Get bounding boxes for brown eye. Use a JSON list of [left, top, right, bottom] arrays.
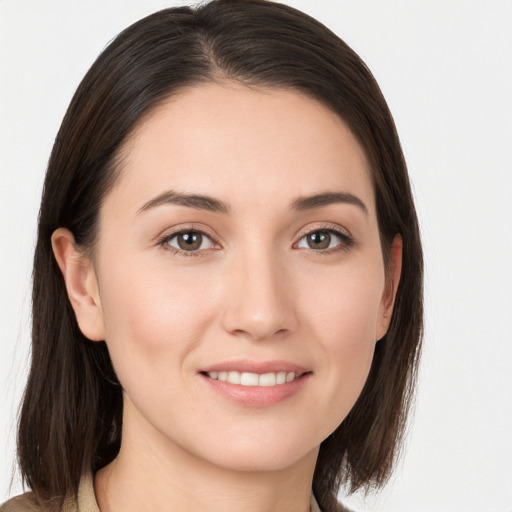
[[167, 231, 213, 252], [306, 231, 331, 249], [296, 229, 351, 251]]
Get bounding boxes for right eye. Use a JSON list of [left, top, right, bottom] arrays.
[[163, 230, 215, 253], [295, 228, 354, 252]]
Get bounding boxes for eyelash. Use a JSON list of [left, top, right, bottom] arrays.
[[295, 226, 355, 254], [157, 225, 355, 257], [157, 227, 219, 258]]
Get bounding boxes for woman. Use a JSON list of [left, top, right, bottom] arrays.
[[2, 0, 423, 511]]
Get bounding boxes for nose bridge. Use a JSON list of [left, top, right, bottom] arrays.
[[222, 242, 296, 340]]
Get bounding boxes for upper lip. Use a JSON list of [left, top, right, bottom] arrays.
[[200, 359, 310, 375]]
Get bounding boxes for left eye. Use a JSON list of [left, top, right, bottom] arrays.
[[166, 231, 214, 252], [297, 230, 345, 250]]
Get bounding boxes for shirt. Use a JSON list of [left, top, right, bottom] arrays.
[[1, 473, 323, 511]]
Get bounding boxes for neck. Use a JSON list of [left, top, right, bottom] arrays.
[[95, 401, 318, 512]]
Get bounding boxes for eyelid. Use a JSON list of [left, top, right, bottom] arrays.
[[156, 224, 221, 256], [293, 223, 355, 251], [294, 222, 353, 240]]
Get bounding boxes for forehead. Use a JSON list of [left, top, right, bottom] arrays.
[[111, 82, 375, 216]]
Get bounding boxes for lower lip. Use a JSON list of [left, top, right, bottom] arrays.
[[199, 373, 311, 407]]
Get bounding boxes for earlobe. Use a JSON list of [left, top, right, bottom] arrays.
[[376, 234, 403, 341], [51, 228, 105, 341]]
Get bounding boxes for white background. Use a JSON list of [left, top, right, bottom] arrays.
[[1, 1, 511, 511]]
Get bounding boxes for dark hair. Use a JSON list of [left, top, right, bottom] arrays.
[[18, 1, 423, 510]]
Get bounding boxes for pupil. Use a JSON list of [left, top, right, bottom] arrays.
[[308, 232, 330, 249], [178, 232, 201, 250]]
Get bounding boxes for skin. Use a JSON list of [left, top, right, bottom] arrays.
[[52, 83, 401, 512]]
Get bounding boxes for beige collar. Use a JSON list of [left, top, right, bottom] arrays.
[[77, 473, 99, 512], [78, 473, 322, 512]]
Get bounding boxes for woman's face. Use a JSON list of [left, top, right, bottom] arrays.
[[80, 83, 397, 472]]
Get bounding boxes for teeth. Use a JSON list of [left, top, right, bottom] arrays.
[[227, 371, 241, 384], [207, 370, 299, 386], [258, 372, 276, 386], [240, 372, 259, 386]]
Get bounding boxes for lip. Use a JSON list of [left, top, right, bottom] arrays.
[[198, 359, 312, 407], [200, 359, 309, 375]]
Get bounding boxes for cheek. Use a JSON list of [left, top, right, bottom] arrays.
[[96, 256, 219, 382], [300, 258, 385, 420], [305, 258, 384, 344]]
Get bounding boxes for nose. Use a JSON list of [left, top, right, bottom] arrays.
[[221, 250, 297, 341]]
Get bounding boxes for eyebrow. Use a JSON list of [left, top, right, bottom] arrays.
[[291, 191, 368, 215], [136, 189, 367, 217], [137, 190, 230, 215]]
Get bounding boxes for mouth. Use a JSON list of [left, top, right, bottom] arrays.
[[201, 370, 306, 387], [198, 361, 311, 407]]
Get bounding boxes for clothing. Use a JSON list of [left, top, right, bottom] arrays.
[[1, 473, 323, 511]]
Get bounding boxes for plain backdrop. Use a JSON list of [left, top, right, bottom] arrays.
[[1, 1, 511, 511]]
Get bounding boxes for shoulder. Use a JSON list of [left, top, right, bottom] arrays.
[[1, 492, 40, 512], [312, 493, 355, 512], [1, 493, 77, 512], [1, 473, 96, 512]]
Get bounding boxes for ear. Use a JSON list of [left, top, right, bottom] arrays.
[[376, 234, 402, 341], [51, 228, 105, 342]]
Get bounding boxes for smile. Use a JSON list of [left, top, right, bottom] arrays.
[[205, 371, 300, 387], [199, 360, 311, 406]]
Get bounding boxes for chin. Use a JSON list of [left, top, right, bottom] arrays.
[[185, 428, 321, 474], [208, 448, 317, 474]]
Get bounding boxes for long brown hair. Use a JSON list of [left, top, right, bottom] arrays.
[[18, 1, 423, 510]]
